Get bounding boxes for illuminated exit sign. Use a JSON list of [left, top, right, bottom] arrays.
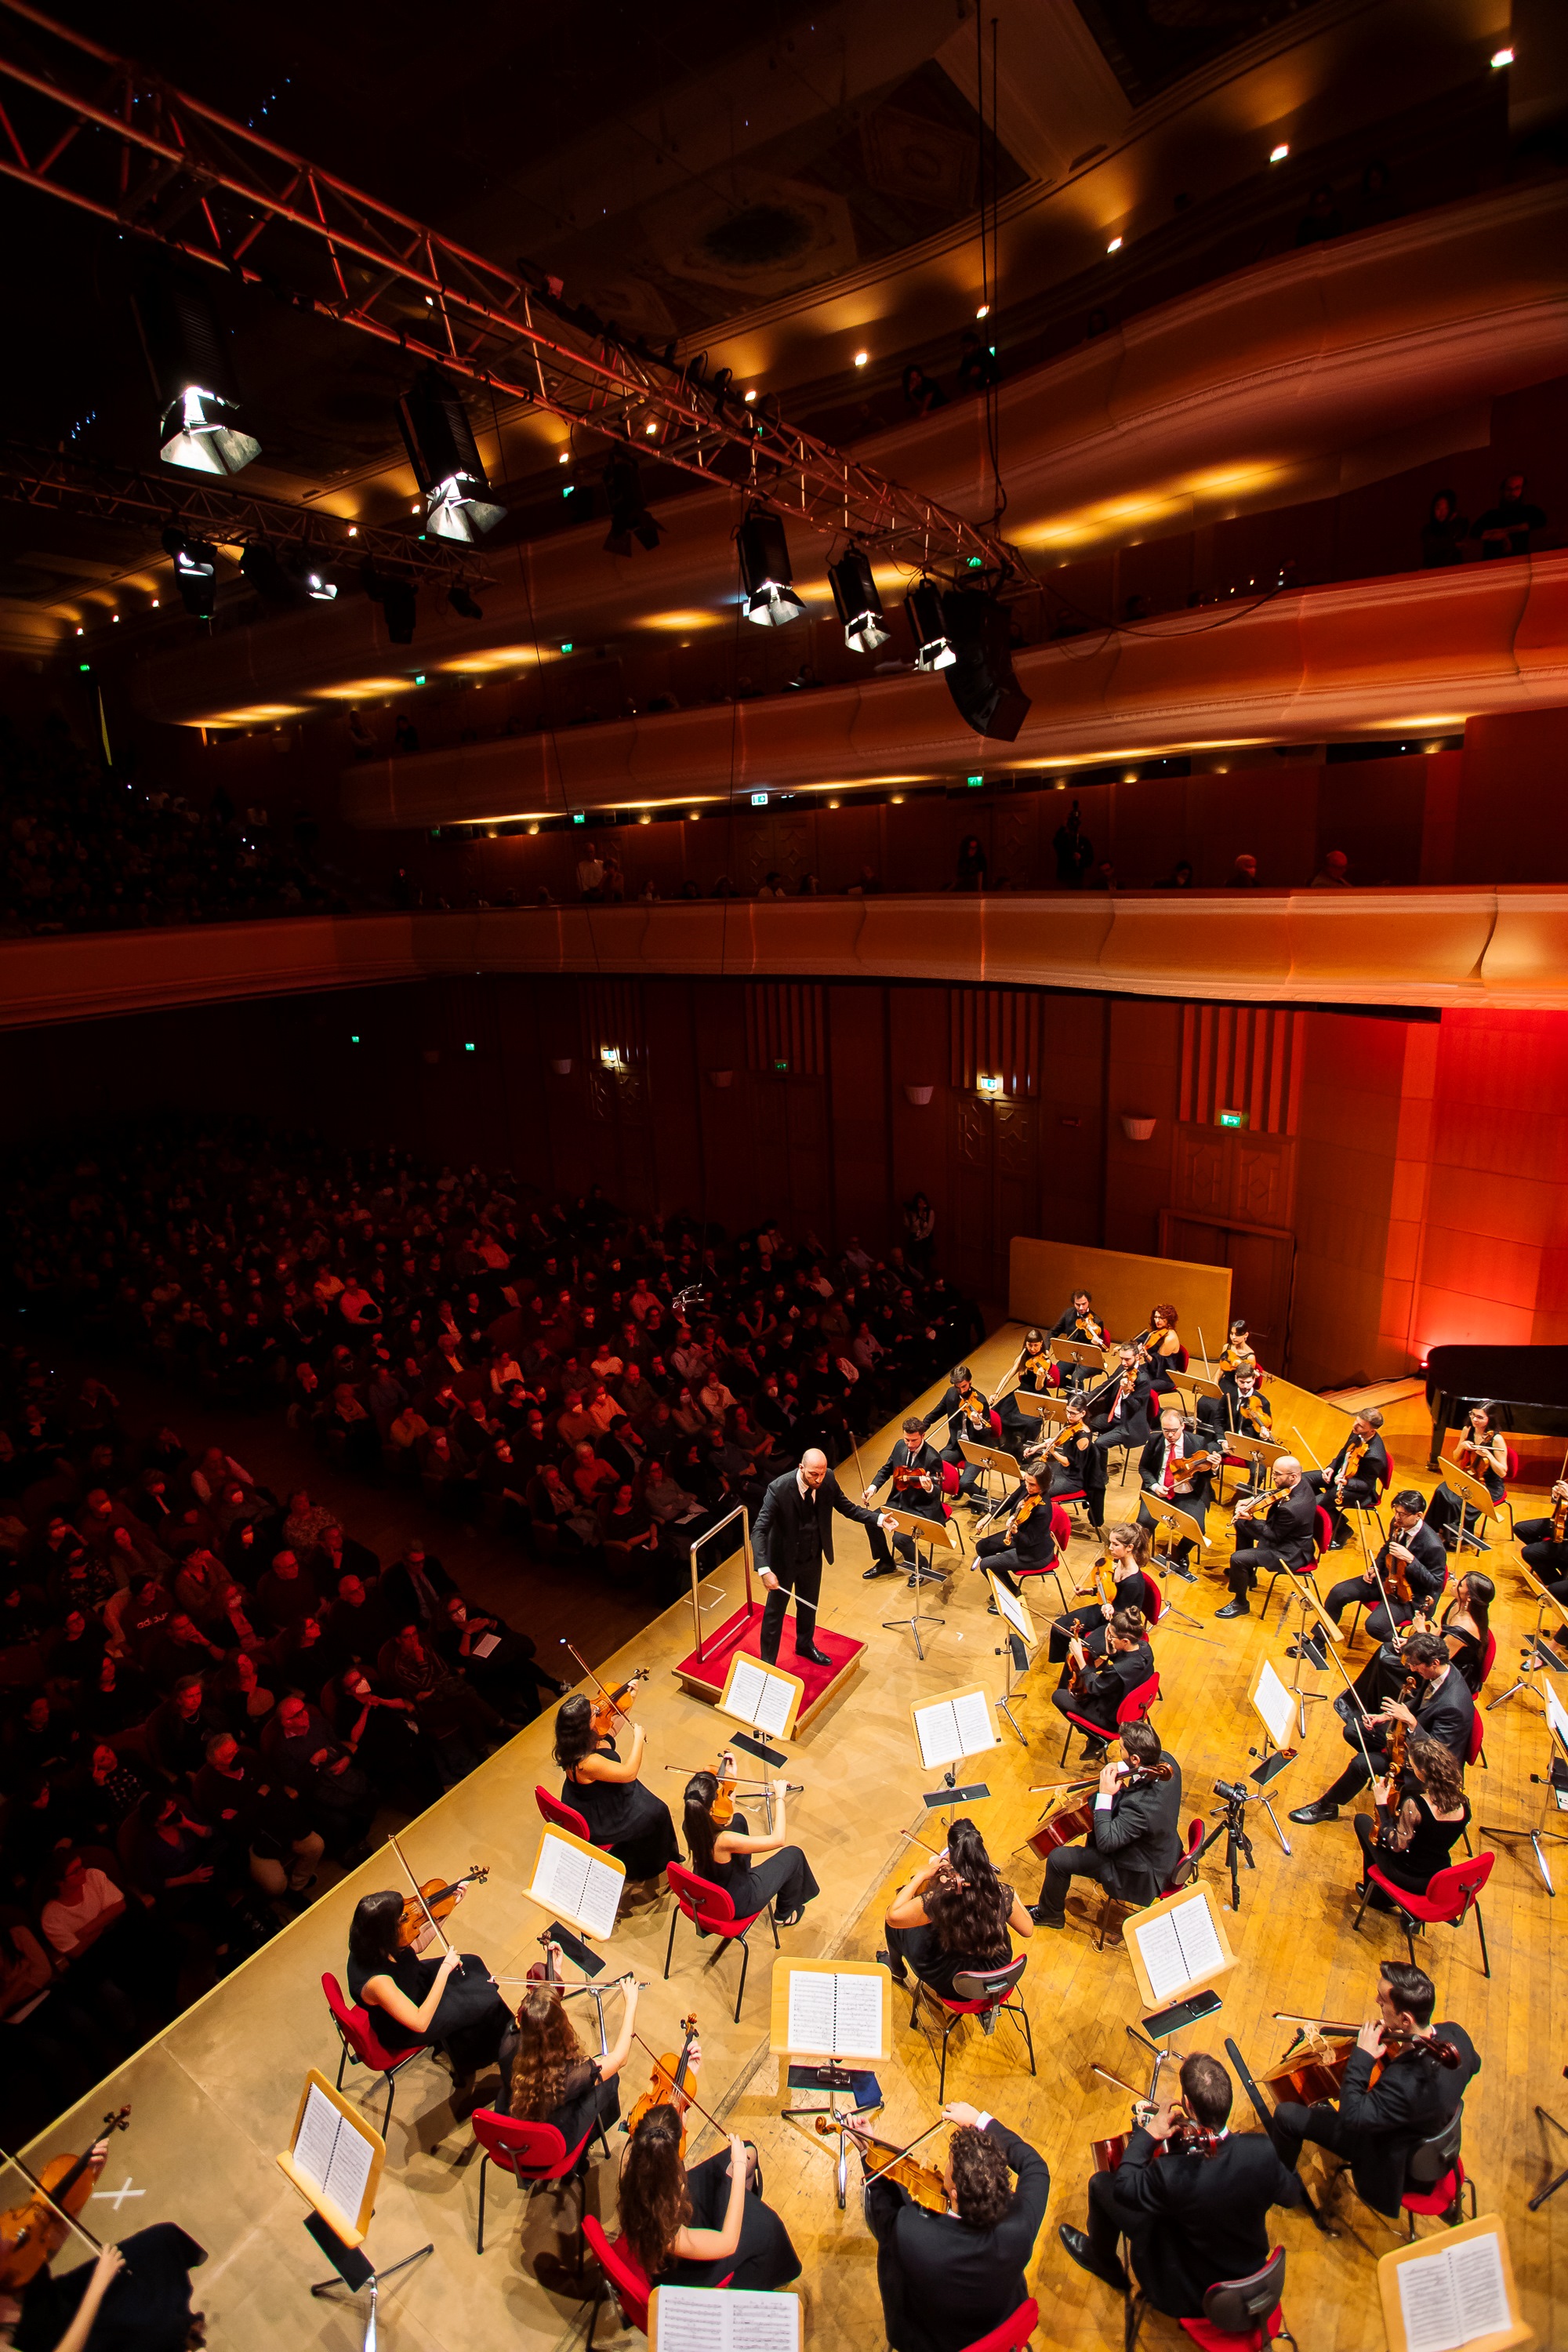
[[1218, 1109, 1249, 1129]]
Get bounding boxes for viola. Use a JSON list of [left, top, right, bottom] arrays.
[[1385, 1671, 1420, 1780], [590, 1668, 649, 1741], [1065, 1635, 1094, 1700], [0, 2107, 130, 2290], [821, 2116, 948, 2212], [1552, 1487, 1568, 1544], [397, 1862, 489, 1947], [1091, 2107, 1221, 2173], [626, 2013, 700, 2154], [1073, 1555, 1119, 1606], [891, 1462, 937, 1495], [711, 1751, 739, 1829]]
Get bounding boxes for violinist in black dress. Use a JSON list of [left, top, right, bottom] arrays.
[[681, 1759, 818, 1927], [346, 1886, 511, 2097], [553, 1693, 679, 1885]]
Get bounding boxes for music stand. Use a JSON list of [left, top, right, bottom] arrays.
[[909, 1684, 998, 1822], [1170, 1369, 1224, 1405], [1051, 1337, 1105, 1396], [1489, 1559, 1568, 1716], [1479, 1677, 1568, 1894], [1221, 1432, 1287, 1507], [989, 1575, 1037, 1744], [774, 1958, 891, 2210], [1141, 1499, 1207, 1633], [1121, 1884, 1236, 2067], [959, 1436, 1022, 1517], [1436, 1453, 1500, 1557], [879, 1503, 963, 1661], [1280, 1579, 1341, 1735], [278, 2070, 431, 2352]]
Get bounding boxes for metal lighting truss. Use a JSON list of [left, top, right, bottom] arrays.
[[0, 0, 1018, 582], [0, 441, 492, 583]]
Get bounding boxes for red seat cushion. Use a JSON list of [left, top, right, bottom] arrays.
[[1179, 2310, 1284, 2350]]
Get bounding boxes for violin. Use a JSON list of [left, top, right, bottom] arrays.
[[1065, 1635, 1094, 1699], [590, 1668, 649, 1740], [891, 1461, 937, 1495], [0, 2107, 130, 2290], [397, 1862, 489, 1947], [711, 1751, 739, 1828], [1551, 1486, 1567, 1544], [1335, 1436, 1368, 1508], [1092, 2103, 1221, 2174], [1073, 1554, 1119, 1606], [1385, 1671, 1420, 1780], [626, 2013, 700, 2154], [1385, 1539, 1414, 1607], [820, 2115, 949, 2213]]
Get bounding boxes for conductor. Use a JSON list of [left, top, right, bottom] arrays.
[[752, 1449, 892, 1667]]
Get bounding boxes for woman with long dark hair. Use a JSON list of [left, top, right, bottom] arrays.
[[346, 1887, 510, 2099], [553, 1694, 679, 1887], [1355, 1735, 1471, 1909], [501, 1948, 639, 2150], [1426, 1401, 1507, 1550], [617, 2107, 800, 2292], [1438, 1569, 1492, 1690], [878, 1817, 1033, 1998], [682, 1758, 819, 1929]]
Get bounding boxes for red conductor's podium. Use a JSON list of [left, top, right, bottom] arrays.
[[672, 1504, 865, 1733]]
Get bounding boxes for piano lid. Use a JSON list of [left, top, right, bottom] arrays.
[[1425, 1344, 1568, 1421]]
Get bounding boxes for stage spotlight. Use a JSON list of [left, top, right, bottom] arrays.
[[397, 367, 507, 543], [135, 276, 261, 476], [160, 526, 217, 619], [449, 586, 484, 620], [362, 558, 417, 644], [829, 547, 889, 654], [301, 564, 338, 602], [602, 453, 662, 556], [738, 510, 806, 627], [905, 578, 955, 671]]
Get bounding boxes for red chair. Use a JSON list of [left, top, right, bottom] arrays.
[[912, 1954, 1035, 2104], [1399, 2107, 1476, 2238], [959, 2299, 1038, 2352], [1257, 1511, 1332, 1628], [1352, 1849, 1494, 1979], [535, 1785, 614, 1848], [580, 2216, 733, 2339], [1143, 1580, 1164, 1629], [1176, 2246, 1294, 2348], [1058, 1668, 1160, 1765], [470, 2106, 608, 2259], [321, 1972, 430, 2137], [1091, 1795, 1196, 1951], [664, 1860, 779, 2020]]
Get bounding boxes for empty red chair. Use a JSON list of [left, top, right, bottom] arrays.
[[911, 1955, 1035, 2104], [664, 1860, 779, 2020]]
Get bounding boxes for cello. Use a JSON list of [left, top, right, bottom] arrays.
[[0, 2107, 130, 2291]]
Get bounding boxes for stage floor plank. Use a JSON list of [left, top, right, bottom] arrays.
[[10, 1335, 1563, 2350]]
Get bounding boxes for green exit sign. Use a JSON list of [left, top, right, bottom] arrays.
[[1218, 1109, 1249, 1129], [773, 1058, 789, 1073], [967, 774, 984, 788]]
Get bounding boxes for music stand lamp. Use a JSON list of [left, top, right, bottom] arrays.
[[1479, 1678, 1568, 1895]]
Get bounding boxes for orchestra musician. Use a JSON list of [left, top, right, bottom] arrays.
[[751, 1449, 892, 1668], [971, 1468, 1065, 1598], [1052, 1606, 1154, 1758], [553, 1693, 681, 1884], [918, 1365, 993, 1499], [1218, 1318, 1255, 1374], [1313, 1490, 1446, 1646], [1135, 1406, 1218, 1575], [996, 1330, 1056, 1457], [1289, 1628, 1475, 1826], [866, 2100, 1051, 2352], [1305, 1410, 1390, 1547], [862, 1417, 951, 1582], [1267, 1962, 1480, 2219], [346, 1886, 512, 2105], [0, 2168, 208, 2352], [683, 1759, 819, 1928], [1338, 1572, 1492, 1720], [502, 1944, 640, 2147], [879, 1817, 1033, 1998], [1047, 1523, 1156, 1662], [1051, 1290, 1106, 1347], [618, 2105, 801, 2292], [1089, 1346, 1156, 1452], [1059, 2053, 1302, 2305], [1515, 1479, 1568, 1595], [1029, 1721, 1181, 1930], [1425, 1402, 1508, 1552], [1218, 1456, 1316, 1619], [1138, 1304, 1184, 1371], [1025, 1397, 1106, 1530], [1352, 1734, 1472, 1912]]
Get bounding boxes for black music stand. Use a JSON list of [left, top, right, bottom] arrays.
[[307, 2213, 431, 2351], [1479, 1703, 1568, 1895]]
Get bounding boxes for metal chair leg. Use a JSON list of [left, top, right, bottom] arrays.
[[476, 2151, 488, 2255], [1473, 1900, 1491, 1979], [1352, 1886, 1371, 1934], [383, 2071, 396, 2138], [663, 1902, 680, 1980], [768, 1907, 780, 1947], [733, 1935, 749, 2022], [1403, 1921, 1417, 1969], [1017, 2001, 1036, 2078], [336, 2043, 348, 2092]]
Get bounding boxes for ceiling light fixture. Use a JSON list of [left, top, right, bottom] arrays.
[[975, 303, 990, 320], [162, 526, 218, 619], [829, 546, 890, 654], [448, 586, 483, 621], [1490, 45, 1512, 67], [905, 578, 955, 672], [361, 560, 416, 644], [853, 350, 869, 367], [397, 366, 507, 543], [1106, 236, 1123, 253], [602, 453, 662, 555], [737, 510, 807, 627], [1270, 143, 1289, 162], [136, 273, 262, 477]]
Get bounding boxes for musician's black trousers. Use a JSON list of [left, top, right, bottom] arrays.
[[1322, 1574, 1412, 1644], [1305, 1468, 1378, 1544], [1269, 2100, 1356, 2174], [760, 1555, 822, 1661], [1227, 1544, 1287, 1599], [1036, 1840, 1118, 1926]]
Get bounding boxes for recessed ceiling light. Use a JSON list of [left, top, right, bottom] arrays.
[[347, 525, 358, 537], [1490, 45, 1512, 67], [558, 452, 569, 464], [1106, 236, 1123, 253], [1270, 143, 1289, 162], [853, 350, 868, 367], [975, 303, 990, 320], [644, 420, 658, 435], [151, 597, 159, 608]]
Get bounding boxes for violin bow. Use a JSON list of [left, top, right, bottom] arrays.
[[626, 2028, 727, 2140], [1091, 2063, 1146, 2100], [0, 2144, 109, 2263], [857, 2114, 949, 2187], [387, 1829, 458, 1966], [1196, 1326, 1213, 1379], [559, 1639, 638, 1727]]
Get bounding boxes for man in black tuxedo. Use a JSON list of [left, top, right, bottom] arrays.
[[1061, 2052, 1302, 2303], [1289, 1628, 1473, 1824], [866, 2097, 1049, 2352], [1031, 1722, 1181, 1927], [751, 1447, 891, 1666], [1268, 1962, 1479, 2218], [1317, 1491, 1446, 1646], [1135, 1406, 1218, 1576], [1218, 1456, 1316, 1617], [862, 1417, 951, 1581], [1051, 1290, 1105, 1345], [1305, 1410, 1391, 1546], [1091, 1346, 1156, 1456]]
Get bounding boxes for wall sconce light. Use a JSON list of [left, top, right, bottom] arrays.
[[550, 1057, 573, 1076], [1120, 1113, 1156, 1141], [904, 1083, 934, 1106], [977, 1073, 1004, 1097], [708, 1070, 735, 1089]]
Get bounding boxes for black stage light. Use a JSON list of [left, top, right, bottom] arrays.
[[829, 547, 889, 654], [449, 586, 484, 620], [602, 453, 662, 556], [160, 525, 217, 619], [362, 558, 418, 644], [905, 578, 955, 672], [135, 275, 261, 476], [941, 588, 1031, 741], [397, 367, 506, 543], [738, 510, 806, 627]]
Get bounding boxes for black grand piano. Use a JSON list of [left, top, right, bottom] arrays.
[[1425, 1345, 1568, 1469]]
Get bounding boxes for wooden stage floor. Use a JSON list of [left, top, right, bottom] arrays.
[[12, 1331, 1565, 2351]]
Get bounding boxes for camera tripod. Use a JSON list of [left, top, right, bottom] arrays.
[[1188, 1778, 1263, 1912]]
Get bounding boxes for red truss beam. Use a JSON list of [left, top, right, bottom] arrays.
[[0, 0, 1018, 583]]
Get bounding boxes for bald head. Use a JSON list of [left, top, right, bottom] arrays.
[[800, 1448, 828, 1488]]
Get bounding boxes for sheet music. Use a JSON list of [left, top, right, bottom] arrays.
[[785, 1969, 883, 2059], [753, 1667, 795, 1739], [529, 1831, 622, 1939], [785, 1970, 837, 2052], [991, 1578, 1030, 1641], [292, 2082, 342, 2197], [913, 1697, 960, 1770], [292, 2083, 374, 2223], [1396, 2231, 1512, 2352], [1171, 1895, 1225, 1984], [728, 1654, 768, 1726], [1252, 1659, 1296, 1751], [324, 2109, 375, 2223], [1131, 1909, 1189, 2004], [470, 1632, 501, 1658], [1544, 1675, 1568, 1756], [951, 1688, 996, 1756], [654, 2285, 801, 2351]]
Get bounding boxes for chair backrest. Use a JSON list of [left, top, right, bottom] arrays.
[[1202, 2246, 1286, 2336], [1313, 1505, 1334, 1558], [959, 2296, 1039, 2352], [582, 2216, 651, 2336], [471, 2107, 569, 2179], [1465, 1710, 1486, 1768], [950, 1953, 1028, 2008], [1479, 1629, 1497, 1686], [988, 1409, 1004, 1441], [1425, 1849, 1494, 1915], [1144, 1578, 1163, 1626], [535, 1784, 591, 1842], [1117, 1670, 1160, 1725], [1405, 2101, 1464, 2187], [666, 1860, 738, 1925], [1504, 1446, 1519, 1485], [1167, 1817, 1207, 1893], [321, 1971, 402, 2074], [941, 1460, 962, 1496]]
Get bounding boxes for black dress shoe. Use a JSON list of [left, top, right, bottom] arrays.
[[1029, 1904, 1066, 1930], [1289, 1799, 1340, 1825], [862, 1562, 899, 1579], [1058, 2224, 1129, 2292], [875, 1947, 909, 1985], [795, 1642, 833, 1667], [1215, 1599, 1250, 1618]]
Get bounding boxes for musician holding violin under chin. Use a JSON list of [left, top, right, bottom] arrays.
[[1060, 2053, 1301, 2306], [1051, 1605, 1153, 1757], [501, 1948, 640, 2149], [1289, 1628, 1474, 1827], [1135, 1406, 1218, 1575], [1312, 1490, 1446, 1648], [682, 1759, 819, 1928], [1047, 1523, 1156, 1661], [347, 1886, 512, 2108], [1266, 1962, 1479, 2219], [1029, 1721, 1181, 1930], [862, 1417, 951, 1582], [878, 1817, 1033, 1998], [864, 2100, 1050, 2352], [971, 1469, 1065, 1600], [552, 1690, 680, 1887]]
